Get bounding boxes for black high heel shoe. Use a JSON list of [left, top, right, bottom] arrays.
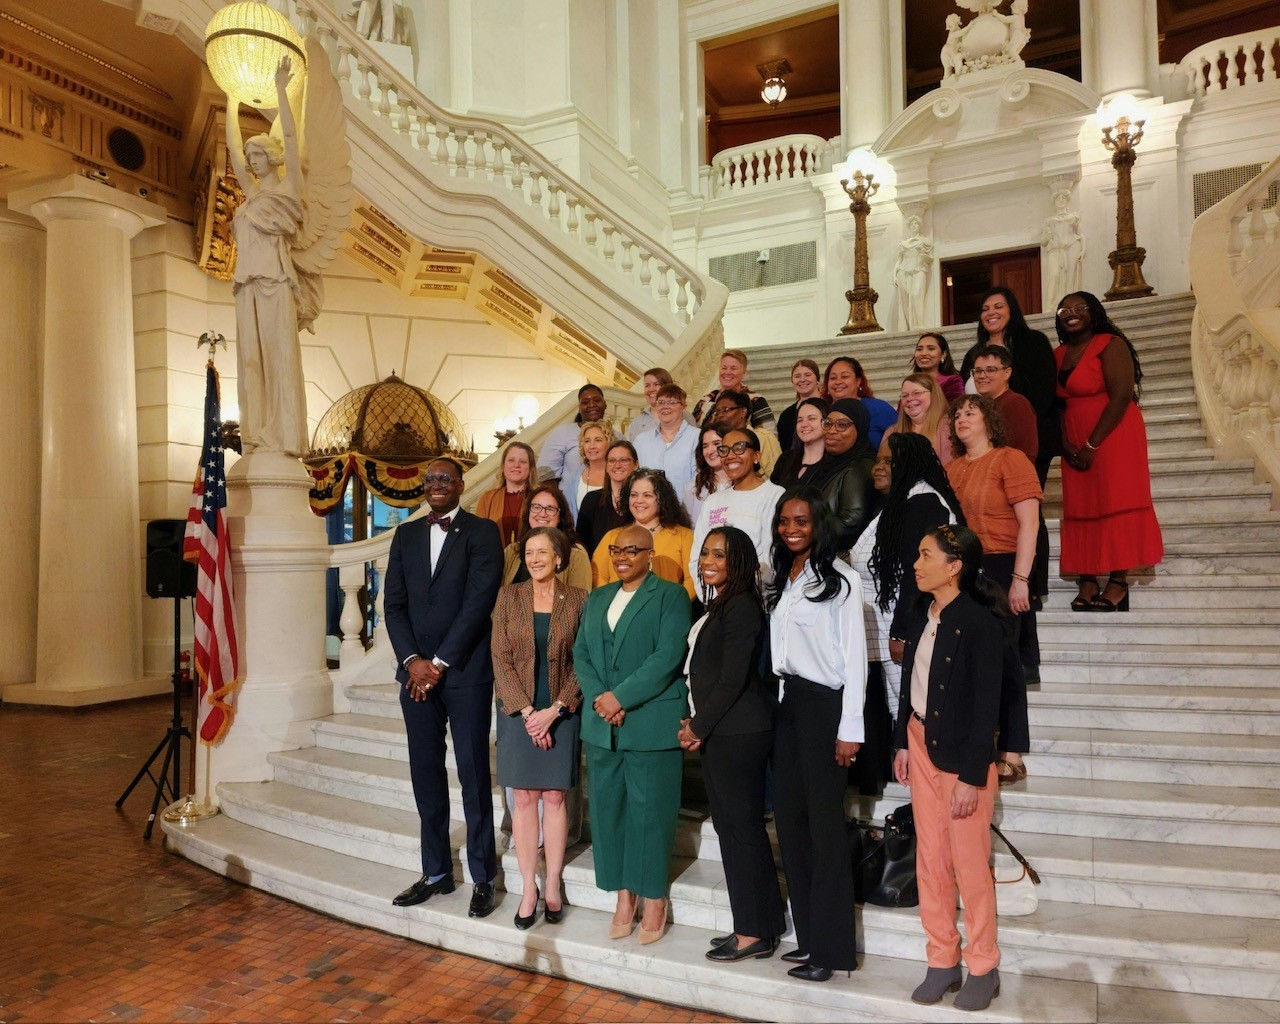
[[514, 887, 539, 930], [1070, 576, 1099, 611], [543, 888, 564, 925], [1088, 578, 1130, 612], [787, 963, 853, 983]]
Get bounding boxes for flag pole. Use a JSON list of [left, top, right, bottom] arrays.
[[163, 333, 227, 828]]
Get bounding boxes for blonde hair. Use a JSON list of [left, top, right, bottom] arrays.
[[895, 372, 949, 442], [577, 421, 610, 462]]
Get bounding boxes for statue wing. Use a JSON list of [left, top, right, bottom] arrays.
[[292, 35, 353, 279]]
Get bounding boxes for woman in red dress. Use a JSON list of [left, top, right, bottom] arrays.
[[1053, 292, 1163, 611]]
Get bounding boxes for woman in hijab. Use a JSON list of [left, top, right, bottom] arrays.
[[809, 398, 879, 554]]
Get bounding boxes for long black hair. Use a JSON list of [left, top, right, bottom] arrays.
[[699, 525, 762, 617], [926, 524, 1013, 634], [911, 332, 959, 375], [619, 467, 691, 529], [976, 286, 1032, 344], [869, 432, 965, 611], [1054, 290, 1144, 399], [767, 486, 850, 609], [604, 439, 638, 511], [692, 421, 727, 500]]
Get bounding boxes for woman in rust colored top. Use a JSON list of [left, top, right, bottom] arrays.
[[945, 395, 1042, 786], [492, 526, 588, 929], [475, 441, 537, 546]]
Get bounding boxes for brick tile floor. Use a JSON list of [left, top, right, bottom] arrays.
[[0, 697, 738, 1023]]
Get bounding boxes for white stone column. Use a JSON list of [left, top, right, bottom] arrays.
[[841, 0, 906, 150], [1080, 0, 1160, 99], [6, 176, 165, 706], [0, 217, 44, 691]]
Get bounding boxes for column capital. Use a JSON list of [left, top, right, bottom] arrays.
[[8, 174, 165, 238]]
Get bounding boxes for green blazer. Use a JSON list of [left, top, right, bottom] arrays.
[[573, 572, 691, 751]]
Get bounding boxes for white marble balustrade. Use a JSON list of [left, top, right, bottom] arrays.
[[291, 0, 707, 329], [1190, 150, 1280, 497], [706, 134, 836, 197], [1179, 26, 1280, 97]]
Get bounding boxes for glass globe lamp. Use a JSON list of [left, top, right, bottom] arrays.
[[205, 1, 306, 110]]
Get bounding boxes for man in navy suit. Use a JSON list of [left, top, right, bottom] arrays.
[[384, 457, 503, 917]]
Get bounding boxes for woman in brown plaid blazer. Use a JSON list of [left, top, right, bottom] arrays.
[[491, 526, 588, 929]]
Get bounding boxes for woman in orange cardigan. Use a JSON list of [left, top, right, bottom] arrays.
[[491, 526, 588, 929], [476, 441, 537, 545]]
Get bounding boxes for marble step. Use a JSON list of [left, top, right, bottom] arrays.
[[160, 812, 1101, 1024], [1043, 575, 1280, 608], [344, 685, 410, 721], [1045, 479, 1273, 514], [1025, 725, 1280, 788], [1037, 644, 1280, 687], [868, 777, 1280, 850], [1035, 608, 1280, 647], [208, 779, 1280, 998], [1028, 683, 1280, 732]]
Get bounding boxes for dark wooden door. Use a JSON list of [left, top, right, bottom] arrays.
[[941, 247, 1042, 326]]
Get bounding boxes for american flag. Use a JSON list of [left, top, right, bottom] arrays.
[[184, 362, 240, 744]]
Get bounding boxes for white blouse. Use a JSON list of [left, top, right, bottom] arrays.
[[770, 559, 868, 743]]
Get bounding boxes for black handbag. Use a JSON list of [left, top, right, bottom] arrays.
[[849, 818, 886, 903], [863, 803, 919, 908]]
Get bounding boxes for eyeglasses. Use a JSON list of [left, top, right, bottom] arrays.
[[822, 417, 855, 431], [970, 366, 1007, 376], [423, 473, 459, 487], [606, 457, 636, 467], [654, 399, 683, 409], [715, 441, 754, 456], [1057, 304, 1089, 318], [529, 502, 558, 515], [607, 545, 653, 557]]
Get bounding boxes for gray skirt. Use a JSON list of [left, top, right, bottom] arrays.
[[496, 709, 581, 791]]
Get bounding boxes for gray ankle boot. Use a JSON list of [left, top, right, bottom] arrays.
[[910, 965, 962, 1004], [954, 968, 1000, 1011]]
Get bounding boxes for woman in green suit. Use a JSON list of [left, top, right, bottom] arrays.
[[573, 523, 692, 945]]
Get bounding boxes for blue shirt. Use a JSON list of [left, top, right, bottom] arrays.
[[633, 420, 699, 514]]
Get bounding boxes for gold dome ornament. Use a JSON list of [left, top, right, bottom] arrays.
[[205, 2, 307, 110], [304, 374, 477, 516]]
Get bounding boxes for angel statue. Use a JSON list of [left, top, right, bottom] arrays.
[[224, 46, 352, 456]]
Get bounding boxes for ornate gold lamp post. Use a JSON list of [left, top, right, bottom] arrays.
[[839, 148, 883, 335], [1098, 93, 1155, 301]]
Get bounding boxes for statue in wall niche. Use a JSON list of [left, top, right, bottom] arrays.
[[347, 0, 408, 45], [1043, 183, 1085, 302], [222, 47, 352, 457], [894, 214, 935, 331], [941, 0, 1032, 80]]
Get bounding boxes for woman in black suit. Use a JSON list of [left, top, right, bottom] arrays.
[[679, 526, 785, 963], [892, 524, 1016, 1012]]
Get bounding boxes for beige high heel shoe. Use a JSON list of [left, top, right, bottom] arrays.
[[636, 898, 669, 945], [608, 895, 639, 940]]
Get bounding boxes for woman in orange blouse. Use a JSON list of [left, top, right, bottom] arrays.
[[491, 526, 588, 928], [945, 395, 1041, 786], [475, 441, 537, 546]]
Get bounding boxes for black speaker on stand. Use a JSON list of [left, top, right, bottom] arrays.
[[117, 519, 197, 839]]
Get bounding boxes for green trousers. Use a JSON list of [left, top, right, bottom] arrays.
[[584, 743, 683, 899]]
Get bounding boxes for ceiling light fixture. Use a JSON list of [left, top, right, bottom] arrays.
[[757, 58, 793, 108]]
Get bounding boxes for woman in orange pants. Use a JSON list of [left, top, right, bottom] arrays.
[[892, 524, 1014, 1012]]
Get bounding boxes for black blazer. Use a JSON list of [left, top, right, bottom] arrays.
[[892, 592, 1005, 786], [384, 508, 504, 686], [687, 592, 775, 740]]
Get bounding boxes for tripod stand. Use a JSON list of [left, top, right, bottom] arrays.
[[116, 597, 189, 839]]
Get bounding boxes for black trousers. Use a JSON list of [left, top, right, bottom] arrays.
[[773, 676, 858, 971], [400, 680, 497, 884], [980, 553, 1032, 754], [701, 730, 785, 940]]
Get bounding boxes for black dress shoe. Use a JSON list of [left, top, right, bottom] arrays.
[[787, 964, 833, 983], [709, 933, 734, 949], [514, 887, 539, 930], [706, 936, 779, 962], [544, 891, 565, 924], [469, 882, 497, 918], [780, 948, 810, 964], [392, 875, 455, 907]]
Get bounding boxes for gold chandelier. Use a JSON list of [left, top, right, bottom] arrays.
[[205, 1, 306, 109]]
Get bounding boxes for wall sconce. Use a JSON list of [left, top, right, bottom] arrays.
[[757, 58, 792, 108], [1097, 93, 1155, 301]]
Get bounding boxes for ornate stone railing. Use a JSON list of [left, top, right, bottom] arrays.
[[291, 0, 726, 373], [704, 134, 837, 197], [326, 386, 653, 702], [1178, 26, 1280, 97], [1189, 151, 1280, 495]]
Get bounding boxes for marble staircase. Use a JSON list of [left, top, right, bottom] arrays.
[[164, 293, 1280, 1021]]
